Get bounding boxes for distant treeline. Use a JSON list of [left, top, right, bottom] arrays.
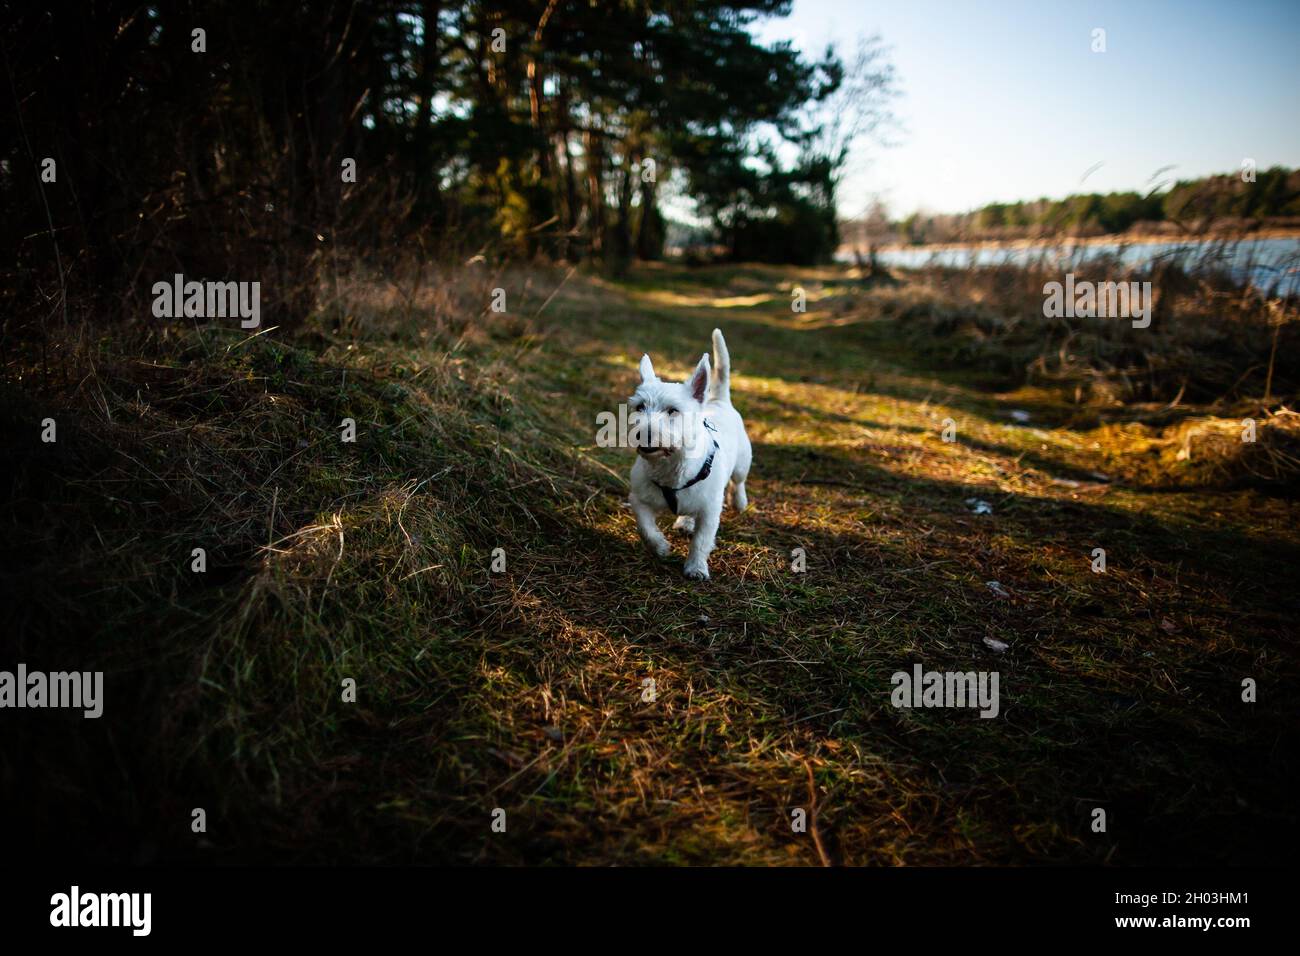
[[844, 166, 1300, 247], [1, 3, 897, 330]]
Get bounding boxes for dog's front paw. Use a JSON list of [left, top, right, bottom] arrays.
[[672, 515, 695, 534], [645, 535, 671, 559], [682, 559, 710, 581]]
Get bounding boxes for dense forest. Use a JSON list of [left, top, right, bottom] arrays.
[[1, 1, 896, 332]]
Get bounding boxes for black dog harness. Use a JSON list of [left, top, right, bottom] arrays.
[[654, 420, 719, 515]]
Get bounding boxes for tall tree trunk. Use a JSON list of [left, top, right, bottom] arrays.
[[584, 128, 605, 258], [556, 90, 580, 235], [559, 129, 579, 260], [526, 0, 559, 180], [413, 1, 442, 201], [614, 147, 635, 265], [636, 172, 662, 261]]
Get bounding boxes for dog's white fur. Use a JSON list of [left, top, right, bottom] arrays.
[[627, 329, 752, 580]]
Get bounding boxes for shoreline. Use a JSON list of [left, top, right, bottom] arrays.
[[851, 229, 1300, 255]]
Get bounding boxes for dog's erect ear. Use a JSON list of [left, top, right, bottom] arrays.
[[639, 354, 657, 383], [688, 353, 710, 403]]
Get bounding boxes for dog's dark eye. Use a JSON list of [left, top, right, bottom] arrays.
[[666, 407, 678, 416], [634, 403, 645, 412]]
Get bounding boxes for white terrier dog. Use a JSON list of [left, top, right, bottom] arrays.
[[627, 329, 752, 580]]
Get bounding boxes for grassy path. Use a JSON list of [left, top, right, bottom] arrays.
[[492, 262, 1299, 864], [6, 262, 1297, 864]]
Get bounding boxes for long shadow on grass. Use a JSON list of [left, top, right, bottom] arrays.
[[481, 448, 1299, 864], [531, 273, 1300, 861]]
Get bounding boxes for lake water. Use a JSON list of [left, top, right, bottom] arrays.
[[855, 237, 1300, 296]]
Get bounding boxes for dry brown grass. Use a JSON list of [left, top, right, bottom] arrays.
[[3, 259, 1298, 865]]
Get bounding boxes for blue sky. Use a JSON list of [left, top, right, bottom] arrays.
[[752, 0, 1300, 218]]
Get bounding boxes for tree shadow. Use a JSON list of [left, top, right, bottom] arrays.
[[485, 466, 1299, 864]]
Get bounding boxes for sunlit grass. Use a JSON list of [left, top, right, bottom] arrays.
[[5, 260, 1297, 865]]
